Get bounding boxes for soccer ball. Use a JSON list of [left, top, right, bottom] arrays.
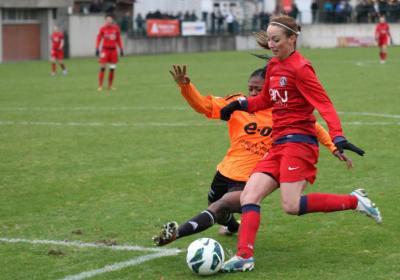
[[186, 238, 225, 275]]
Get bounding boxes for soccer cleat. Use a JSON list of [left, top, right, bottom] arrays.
[[107, 86, 117, 91], [97, 86, 103, 92], [221, 255, 255, 272], [218, 226, 236, 236], [63, 69, 68, 75], [51, 72, 56, 76], [351, 189, 382, 224], [152, 221, 178, 246]]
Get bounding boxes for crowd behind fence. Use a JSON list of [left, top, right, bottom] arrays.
[[73, 0, 400, 38]]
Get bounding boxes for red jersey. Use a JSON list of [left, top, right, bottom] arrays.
[[247, 51, 343, 141], [375, 22, 390, 40], [96, 24, 123, 50], [51, 31, 64, 50]]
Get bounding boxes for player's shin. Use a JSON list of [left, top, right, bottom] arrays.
[[108, 69, 115, 89], [237, 204, 260, 259], [98, 67, 105, 87], [298, 193, 358, 215], [177, 210, 216, 238]]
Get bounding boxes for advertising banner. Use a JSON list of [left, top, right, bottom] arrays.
[[181, 21, 207, 36], [146, 19, 180, 37]]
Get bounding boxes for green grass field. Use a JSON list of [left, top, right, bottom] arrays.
[[0, 47, 399, 280]]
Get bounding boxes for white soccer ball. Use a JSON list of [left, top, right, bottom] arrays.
[[186, 238, 225, 275]]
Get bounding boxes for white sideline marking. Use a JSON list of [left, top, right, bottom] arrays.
[[338, 111, 400, 119], [0, 237, 180, 254], [0, 237, 182, 280], [61, 252, 177, 280]]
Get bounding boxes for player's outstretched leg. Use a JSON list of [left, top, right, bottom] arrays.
[[153, 210, 216, 246], [152, 221, 178, 246], [351, 188, 382, 224]]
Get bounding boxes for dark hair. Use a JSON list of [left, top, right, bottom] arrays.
[[250, 68, 266, 80], [255, 15, 301, 50], [105, 14, 115, 19]]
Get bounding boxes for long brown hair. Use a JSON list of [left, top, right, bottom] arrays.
[[255, 15, 301, 50]]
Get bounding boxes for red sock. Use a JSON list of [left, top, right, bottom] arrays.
[[98, 68, 105, 87], [299, 193, 358, 214], [51, 63, 56, 73], [60, 64, 65, 70], [379, 51, 384, 60], [237, 204, 260, 259], [382, 52, 387, 60], [108, 69, 114, 88]]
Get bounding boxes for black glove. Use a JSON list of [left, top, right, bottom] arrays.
[[220, 101, 242, 121], [95, 49, 99, 57], [334, 137, 365, 156], [120, 49, 124, 56]]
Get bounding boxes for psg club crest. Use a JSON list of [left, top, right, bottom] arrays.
[[279, 76, 287, 87]]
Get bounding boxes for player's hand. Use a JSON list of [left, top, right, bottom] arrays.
[[334, 137, 365, 157], [333, 150, 353, 169], [169, 65, 190, 85], [220, 101, 242, 121], [120, 49, 124, 56], [95, 49, 99, 57]]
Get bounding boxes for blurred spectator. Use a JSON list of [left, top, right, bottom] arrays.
[[89, 0, 102, 13], [217, 12, 224, 34], [323, 0, 334, 22], [226, 10, 235, 34], [311, 0, 319, 23], [211, 11, 217, 34], [190, 11, 198, 21], [289, 3, 300, 21], [259, 11, 270, 30], [356, 0, 370, 23], [135, 13, 145, 36], [252, 13, 258, 31], [104, 1, 115, 14]]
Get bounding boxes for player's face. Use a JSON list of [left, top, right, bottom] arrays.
[[248, 76, 264, 97], [105, 16, 113, 25], [266, 25, 296, 60], [53, 26, 59, 32], [379, 16, 385, 23]]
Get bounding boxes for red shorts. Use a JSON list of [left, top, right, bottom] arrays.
[[51, 49, 64, 60], [252, 142, 319, 184], [378, 36, 388, 47], [99, 48, 118, 64]]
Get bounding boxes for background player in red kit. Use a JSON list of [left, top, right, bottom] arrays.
[[50, 25, 67, 76], [220, 15, 382, 272], [95, 15, 124, 91], [375, 15, 392, 64]]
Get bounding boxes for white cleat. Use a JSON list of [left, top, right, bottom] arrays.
[[351, 189, 382, 224]]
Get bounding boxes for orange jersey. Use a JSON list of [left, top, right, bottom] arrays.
[[179, 83, 336, 181]]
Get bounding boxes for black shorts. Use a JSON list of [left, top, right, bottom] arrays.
[[207, 171, 246, 203]]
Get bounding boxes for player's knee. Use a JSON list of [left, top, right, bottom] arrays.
[[281, 199, 299, 215], [240, 189, 259, 205], [100, 67, 106, 72], [208, 201, 230, 223]]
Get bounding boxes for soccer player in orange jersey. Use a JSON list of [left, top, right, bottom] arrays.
[[95, 15, 124, 91], [50, 25, 67, 76], [152, 64, 352, 246], [375, 15, 392, 64]]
